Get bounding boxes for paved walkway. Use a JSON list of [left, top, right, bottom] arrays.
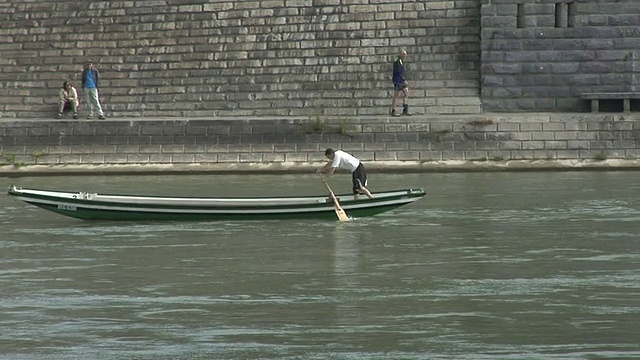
[[5, 112, 639, 123]]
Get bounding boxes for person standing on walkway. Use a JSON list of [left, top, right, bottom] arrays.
[[81, 60, 105, 120], [390, 49, 410, 116], [318, 148, 374, 199]]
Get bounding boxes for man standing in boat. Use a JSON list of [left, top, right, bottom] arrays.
[[319, 148, 374, 199]]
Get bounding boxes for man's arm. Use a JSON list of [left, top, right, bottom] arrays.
[[317, 163, 336, 175]]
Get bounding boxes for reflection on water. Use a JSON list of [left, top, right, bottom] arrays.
[[0, 172, 639, 359]]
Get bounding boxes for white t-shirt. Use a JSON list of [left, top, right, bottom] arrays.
[[331, 150, 360, 173]]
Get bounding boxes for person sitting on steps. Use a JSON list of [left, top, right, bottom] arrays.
[[56, 81, 78, 119]]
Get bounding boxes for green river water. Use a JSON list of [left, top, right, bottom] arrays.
[[0, 172, 639, 359]]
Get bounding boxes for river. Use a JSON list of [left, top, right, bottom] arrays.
[[1, 171, 639, 359]]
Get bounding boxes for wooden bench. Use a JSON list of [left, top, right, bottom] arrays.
[[581, 92, 640, 112]]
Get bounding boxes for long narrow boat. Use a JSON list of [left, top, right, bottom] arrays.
[[7, 184, 425, 221]]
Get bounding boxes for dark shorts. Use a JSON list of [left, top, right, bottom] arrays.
[[393, 82, 407, 91], [351, 163, 368, 194]]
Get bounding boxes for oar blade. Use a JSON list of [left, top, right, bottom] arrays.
[[335, 206, 350, 222]]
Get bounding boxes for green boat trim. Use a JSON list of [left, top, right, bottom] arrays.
[[7, 184, 426, 221]]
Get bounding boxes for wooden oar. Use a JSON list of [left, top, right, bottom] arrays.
[[319, 173, 350, 222]]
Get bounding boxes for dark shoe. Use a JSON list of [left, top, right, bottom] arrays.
[[402, 111, 411, 116], [98, 115, 105, 120], [55, 113, 62, 119], [73, 113, 78, 119]]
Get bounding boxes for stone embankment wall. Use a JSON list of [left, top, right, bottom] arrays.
[[481, 0, 640, 112], [0, 0, 481, 118], [1, 114, 639, 173], [2, 0, 640, 117]]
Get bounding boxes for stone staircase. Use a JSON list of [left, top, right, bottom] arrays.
[[0, 0, 482, 118]]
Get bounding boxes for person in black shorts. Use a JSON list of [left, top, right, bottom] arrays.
[[319, 148, 374, 199], [391, 49, 410, 116]]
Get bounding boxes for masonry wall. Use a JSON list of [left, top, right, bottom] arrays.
[[481, 0, 640, 112], [3, 0, 640, 119], [0, 0, 482, 118], [1, 114, 639, 171]]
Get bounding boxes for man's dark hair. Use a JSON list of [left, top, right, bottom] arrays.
[[325, 148, 335, 157]]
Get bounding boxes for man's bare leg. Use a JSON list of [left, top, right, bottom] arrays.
[[358, 187, 374, 199], [391, 91, 401, 114]]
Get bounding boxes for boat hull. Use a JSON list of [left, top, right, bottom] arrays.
[[8, 185, 425, 221]]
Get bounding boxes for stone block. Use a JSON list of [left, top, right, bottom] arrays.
[[150, 136, 177, 145], [228, 144, 252, 153], [364, 143, 386, 151], [544, 141, 568, 150], [510, 132, 531, 141], [531, 132, 554, 141], [486, 132, 510, 141], [453, 140, 476, 150], [218, 135, 243, 144], [522, 141, 544, 150], [216, 153, 240, 163], [126, 154, 151, 163], [464, 150, 486, 160], [587, 122, 613, 131], [284, 153, 307, 162], [170, 154, 195, 163], [509, 150, 535, 160], [161, 145, 185, 154], [184, 145, 207, 154], [386, 142, 409, 151], [564, 122, 588, 131], [419, 151, 442, 161], [554, 131, 578, 140], [374, 133, 397, 142], [262, 153, 285, 162], [576, 132, 598, 140], [115, 145, 139, 154], [103, 154, 128, 164], [499, 141, 521, 150], [397, 151, 420, 161], [374, 151, 398, 161], [567, 140, 590, 150], [206, 144, 230, 153], [542, 123, 565, 131], [149, 154, 173, 163], [173, 136, 197, 145], [441, 150, 465, 160], [430, 141, 454, 151], [239, 153, 263, 162], [340, 143, 365, 151]]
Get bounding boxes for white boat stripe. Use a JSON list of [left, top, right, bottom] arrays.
[[17, 196, 420, 215]]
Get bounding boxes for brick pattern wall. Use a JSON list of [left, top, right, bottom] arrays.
[[0, 0, 481, 118], [481, 0, 640, 112], [1, 114, 639, 168]]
